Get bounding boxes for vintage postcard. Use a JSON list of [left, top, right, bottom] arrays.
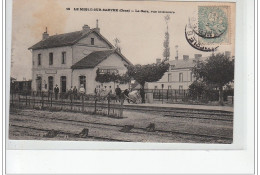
[[8, 0, 236, 145]]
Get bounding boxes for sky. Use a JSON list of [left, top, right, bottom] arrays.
[[10, 0, 235, 80]]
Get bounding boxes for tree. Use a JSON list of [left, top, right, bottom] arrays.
[[192, 53, 234, 105], [188, 81, 207, 100], [126, 61, 170, 103], [163, 15, 170, 61], [95, 69, 131, 89]]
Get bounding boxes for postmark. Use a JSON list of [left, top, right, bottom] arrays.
[[185, 24, 219, 52], [185, 6, 231, 51]]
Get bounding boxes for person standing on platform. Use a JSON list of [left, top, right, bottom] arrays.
[[115, 85, 122, 102], [54, 84, 59, 100]]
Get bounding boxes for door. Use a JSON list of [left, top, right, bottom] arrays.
[[60, 76, 66, 93], [48, 76, 54, 92], [36, 77, 42, 92], [79, 76, 86, 89]]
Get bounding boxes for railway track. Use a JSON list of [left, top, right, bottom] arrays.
[[163, 114, 232, 122], [10, 124, 129, 142], [10, 112, 233, 141]]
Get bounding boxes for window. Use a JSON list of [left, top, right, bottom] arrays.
[[79, 76, 86, 90], [49, 53, 53, 65], [168, 73, 172, 82], [38, 54, 41, 66], [91, 38, 94, 45], [190, 72, 193, 82], [170, 65, 175, 70], [62, 52, 66, 64], [179, 73, 183, 82]]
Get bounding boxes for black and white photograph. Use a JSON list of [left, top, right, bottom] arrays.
[[8, 0, 236, 144]]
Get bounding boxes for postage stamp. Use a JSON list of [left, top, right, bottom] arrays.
[[197, 6, 231, 45]]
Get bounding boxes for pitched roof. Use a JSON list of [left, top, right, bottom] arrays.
[[28, 29, 114, 50], [169, 57, 208, 69], [71, 49, 132, 69]]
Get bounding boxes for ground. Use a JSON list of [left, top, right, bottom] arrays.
[[9, 106, 233, 143]]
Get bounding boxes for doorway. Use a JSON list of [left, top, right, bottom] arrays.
[[60, 76, 66, 93], [36, 76, 42, 92], [48, 76, 54, 92]]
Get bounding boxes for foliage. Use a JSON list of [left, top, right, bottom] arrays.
[[163, 31, 170, 60], [163, 15, 170, 61], [126, 61, 170, 88], [192, 53, 234, 87], [192, 53, 234, 104], [95, 69, 131, 84], [188, 81, 207, 100], [126, 61, 169, 103]]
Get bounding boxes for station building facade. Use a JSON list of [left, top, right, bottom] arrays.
[[29, 23, 131, 94], [146, 55, 206, 91]]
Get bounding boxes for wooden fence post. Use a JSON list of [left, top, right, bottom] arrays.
[[108, 95, 110, 116], [18, 94, 20, 108], [50, 92, 53, 107], [28, 93, 30, 106], [162, 89, 164, 104], [82, 94, 84, 112], [170, 89, 173, 102], [33, 92, 35, 108], [47, 92, 50, 107], [94, 98, 97, 114], [70, 94, 73, 111], [175, 90, 177, 102], [119, 99, 124, 118], [11, 91, 14, 106], [61, 94, 63, 110], [25, 92, 27, 106], [41, 92, 44, 108]]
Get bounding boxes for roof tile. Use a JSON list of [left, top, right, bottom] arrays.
[[71, 50, 116, 69]]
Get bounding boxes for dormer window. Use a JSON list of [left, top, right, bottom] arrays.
[[91, 38, 94, 45]]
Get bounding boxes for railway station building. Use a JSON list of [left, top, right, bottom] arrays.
[[29, 22, 132, 94]]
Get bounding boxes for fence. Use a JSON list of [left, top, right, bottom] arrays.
[[148, 89, 189, 102], [145, 89, 234, 104], [10, 91, 124, 118]]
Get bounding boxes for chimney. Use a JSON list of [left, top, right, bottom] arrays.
[[94, 19, 100, 33], [183, 55, 189, 61], [42, 27, 49, 40], [156, 58, 161, 64], [225, 51, 231, 58], [194, 54, 202, 60], [82, 24, 90, 33]]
